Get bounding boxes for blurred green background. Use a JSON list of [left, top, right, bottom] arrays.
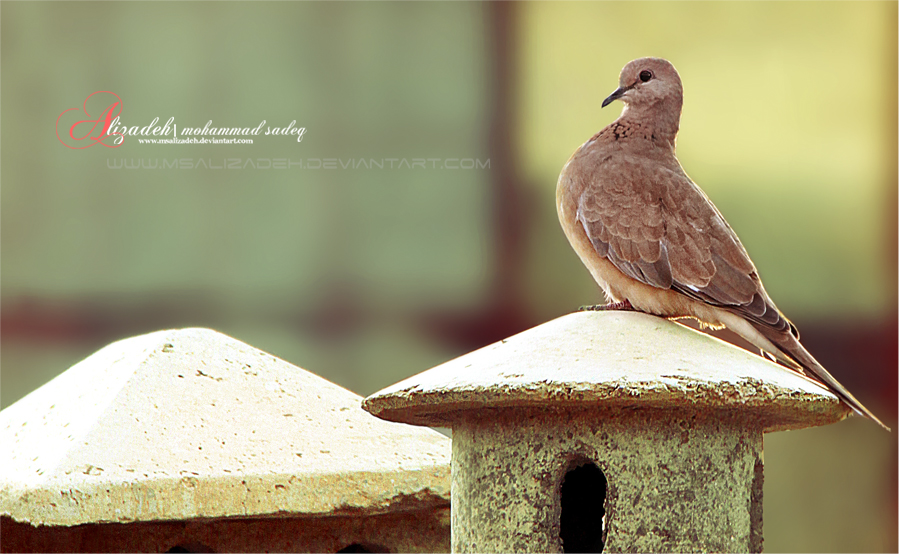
[[1, 2, 896, 552]]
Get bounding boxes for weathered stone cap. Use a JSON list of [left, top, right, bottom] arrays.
[[363, 311, 850, 432], [0, 329, 450, 526]]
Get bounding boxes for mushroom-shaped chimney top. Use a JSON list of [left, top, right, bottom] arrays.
[[363, 312, 849, 432]]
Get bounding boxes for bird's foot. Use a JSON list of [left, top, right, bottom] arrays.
[[578, 299, 634, 312]]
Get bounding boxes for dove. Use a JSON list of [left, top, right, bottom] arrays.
[[556, 57, 888, 430]]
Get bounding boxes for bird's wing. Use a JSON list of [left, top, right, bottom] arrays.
[[572, 153, 891, 429], [576, 158, 795, 337]]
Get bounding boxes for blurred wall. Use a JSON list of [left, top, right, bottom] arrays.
[[1, 2, 896, 552], [2, 1, 495, 400]]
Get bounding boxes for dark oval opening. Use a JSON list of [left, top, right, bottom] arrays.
[[166, 543, 214, 553], [560, 460, 607, 553], [336, 543, 390, 553]]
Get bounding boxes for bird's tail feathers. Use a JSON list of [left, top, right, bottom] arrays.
[[754, 324, 890, 431]]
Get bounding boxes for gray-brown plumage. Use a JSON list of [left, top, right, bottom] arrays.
[[557, 57, 888, 430]]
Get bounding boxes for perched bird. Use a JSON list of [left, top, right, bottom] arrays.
[[556, 57, 888, 430]]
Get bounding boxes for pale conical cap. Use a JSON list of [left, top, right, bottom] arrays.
[[1, 329, 450, 526], [364, 312, 849, 431]]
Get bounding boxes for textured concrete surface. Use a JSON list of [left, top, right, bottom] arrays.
[[363, 311, 850, 431], [0, 328, 451, 527], [361, 311, 848, 554], [1, 507, 450, 553], [451, 409, 762, 553]]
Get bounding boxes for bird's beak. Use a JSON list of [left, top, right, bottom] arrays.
[[602, 86, 629, 108]]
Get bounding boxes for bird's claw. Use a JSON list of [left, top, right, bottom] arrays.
[[578, 299, 634, 312]]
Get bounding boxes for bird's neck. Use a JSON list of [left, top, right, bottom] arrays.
[[617, 99, 682, 151]]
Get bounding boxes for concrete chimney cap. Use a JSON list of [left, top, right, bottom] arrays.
[[0, 328, 450, 527], [363, 311, 850, 431]]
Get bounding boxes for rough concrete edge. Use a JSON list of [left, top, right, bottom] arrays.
[[0, 466, 451, 527], [362, 377, 851, 432]]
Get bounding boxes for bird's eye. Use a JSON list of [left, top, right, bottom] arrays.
[[639, 70, 653, 82]]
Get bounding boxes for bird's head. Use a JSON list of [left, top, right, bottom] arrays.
[[602, 57, 683, 110]]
